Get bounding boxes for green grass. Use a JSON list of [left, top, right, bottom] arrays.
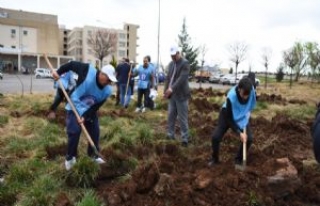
[[64, 156, 100, 188], [282, 104, 315, 120], [0, 115, 9, 127], [255, 101, 268, 111], [18, 175, 62, 206], [76, 190, 105, 206]]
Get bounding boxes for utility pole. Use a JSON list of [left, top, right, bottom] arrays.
[[156, 0, 160, 87]]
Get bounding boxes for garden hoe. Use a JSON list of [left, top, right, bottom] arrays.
[[44, 54, 106, 162], [235, 128, 247, 171]]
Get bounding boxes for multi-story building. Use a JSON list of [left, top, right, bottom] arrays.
[[68, 24, 139, 68], [0, 7, 139, 72], [0, 7, 73, 72]]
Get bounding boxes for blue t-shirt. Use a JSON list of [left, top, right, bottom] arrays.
[[116, 63, 131, 84]]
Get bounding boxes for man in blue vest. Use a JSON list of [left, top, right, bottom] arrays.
[[208, 77, 256, 166], [134, 56, 154, 113], [312, 102, 320, 163], [52, 61, 117, 170]]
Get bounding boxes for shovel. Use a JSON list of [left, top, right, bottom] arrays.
[[235, 128, 247, 171], [44, 54, 105, 161]]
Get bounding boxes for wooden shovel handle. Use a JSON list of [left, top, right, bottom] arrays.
[[243, 127, 247, 162]]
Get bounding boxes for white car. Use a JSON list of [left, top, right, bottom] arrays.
[[34, 68, 51, 79]]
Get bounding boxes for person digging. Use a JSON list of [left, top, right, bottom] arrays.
[[208, 77, 256, 167]]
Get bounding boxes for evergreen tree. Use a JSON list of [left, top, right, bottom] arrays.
[[178, 18, 199, 75], [275, 64, 285, 82]]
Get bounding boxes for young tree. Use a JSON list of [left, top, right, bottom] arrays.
[[261, 47, 272, 89], [178, 18, 199, 75], [198, 44, 208, 88], [305, 42, 320, 82], [283, 47, 299, 88], [228, 41, 248, 83], [88, 29, 117, 69]]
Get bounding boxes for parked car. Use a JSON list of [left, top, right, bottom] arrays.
[[34, 68, 51, 79], [220, 74, 235, 85], [0, 71, 3, 80], [209, 73, 224, 83]]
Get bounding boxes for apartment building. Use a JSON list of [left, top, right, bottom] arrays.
[[68, 24, 139, 68], [0, 7, 73, 72], [0, 7, 139, 72]]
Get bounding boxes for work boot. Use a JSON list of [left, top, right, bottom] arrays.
[[208, 150, 220, 167]]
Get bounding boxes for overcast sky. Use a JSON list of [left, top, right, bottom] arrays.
[[2, 0, 320, 71]]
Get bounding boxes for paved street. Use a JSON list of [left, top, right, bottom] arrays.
[[0, 73, 230, 95]]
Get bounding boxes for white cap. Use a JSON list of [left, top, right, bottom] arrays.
[[101, 65, 117, 82], [170, 45, 180, 55]]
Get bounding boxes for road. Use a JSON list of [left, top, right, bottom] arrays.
[[0, 73, 230, 95]]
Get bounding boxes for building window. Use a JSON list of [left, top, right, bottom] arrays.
[[88, 30, 92, 36], [11, 45, 16, 49], [119, 42, 126, 47], [119, 33, 126, 39], [11, 29, 16, 34], [119, 50, 126, 57], [0, 44, 3, 48], [23, 30, 28, 35]]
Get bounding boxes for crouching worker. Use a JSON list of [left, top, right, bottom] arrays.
[[208, 78, 256, 167], [51, 61, 117, 170], [311, 103, 320, 163]]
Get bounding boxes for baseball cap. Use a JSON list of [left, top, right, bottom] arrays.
[[101, 65, 117, 82], [170, 45, 180, 55]]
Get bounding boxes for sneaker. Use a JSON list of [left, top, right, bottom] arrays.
[[94, 157, 106, 164], [65, 157, 76, 170], [141, 107, 146, 113], [135, 107, 141, 113], [47, 111, 56, 120]]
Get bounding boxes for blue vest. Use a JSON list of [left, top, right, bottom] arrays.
[[222, 86, 256, 129], [137, 65, 153, 89], [66, 66, 112, 116]]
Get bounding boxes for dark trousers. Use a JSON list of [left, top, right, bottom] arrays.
[[130, 80, 134, 95], [50, 88, 67, 112], [115, 84, 120, 105], [137, 88, 150, 108], [312, 113, 320, 163], [211, 109, 253, 162], [65, 111, 100, 160]]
